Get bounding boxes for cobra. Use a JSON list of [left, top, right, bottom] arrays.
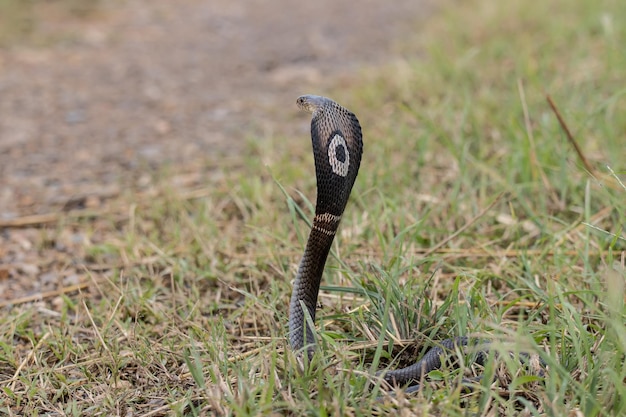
[[288, 94, 485, 390]]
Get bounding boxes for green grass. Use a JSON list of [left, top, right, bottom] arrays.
[[2, 0, 626, 415]]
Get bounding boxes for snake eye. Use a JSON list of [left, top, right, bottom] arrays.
[[296, 96, 308, 110]]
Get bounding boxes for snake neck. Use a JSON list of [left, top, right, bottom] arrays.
[[288, 214, 341, 355]]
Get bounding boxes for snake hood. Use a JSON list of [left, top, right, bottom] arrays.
[[296, 94, 363, 218]]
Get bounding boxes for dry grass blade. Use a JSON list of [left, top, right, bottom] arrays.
[[546, 94, 596, 176], [0, 210, 110, 228], [0, 283, 90, 308], [423, 192, 505, 257], [0, 186, 218, 228], [9, 332, 51, 391], [518, 79, 554, 197]]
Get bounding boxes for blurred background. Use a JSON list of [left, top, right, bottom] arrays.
[[0, 0, 432, 218]]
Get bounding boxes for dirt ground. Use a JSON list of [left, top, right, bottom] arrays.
[[0, 0, 432, 301]]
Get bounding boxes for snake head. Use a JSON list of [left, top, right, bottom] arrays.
[[296, 95, 329, 115]]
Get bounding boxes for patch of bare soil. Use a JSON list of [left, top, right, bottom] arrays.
[[0, 0, 432, 303]]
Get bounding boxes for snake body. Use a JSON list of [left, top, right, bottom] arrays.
[[288, 95, 485, 389], [289, 95, 363, 357]]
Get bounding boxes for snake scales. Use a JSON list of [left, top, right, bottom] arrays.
[[288, 94, 495, 390]]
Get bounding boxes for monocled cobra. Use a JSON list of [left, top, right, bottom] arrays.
[[288, 94, 490, 390]]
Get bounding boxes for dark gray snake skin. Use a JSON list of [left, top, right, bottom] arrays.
[[288, 95, 490, 390]]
